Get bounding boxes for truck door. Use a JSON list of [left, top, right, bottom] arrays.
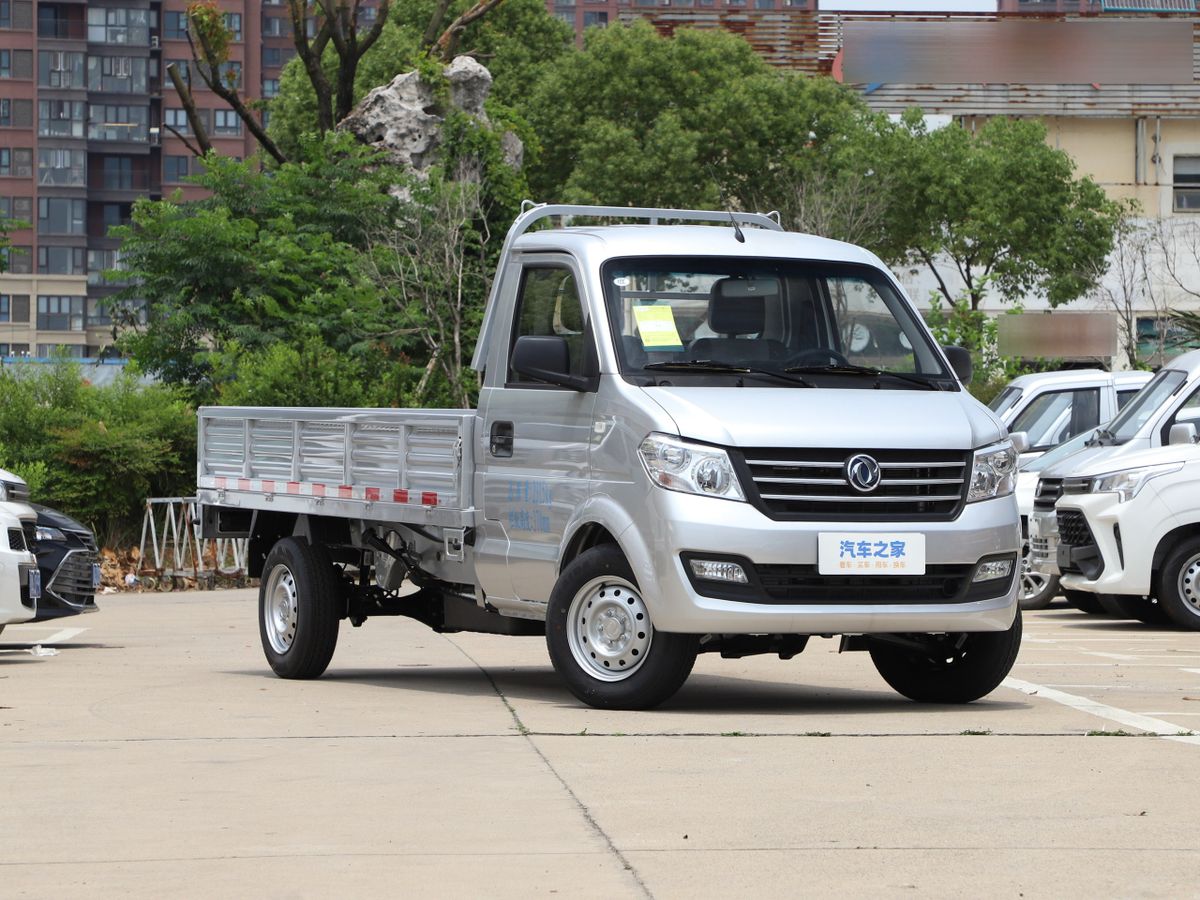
[[475, 256, 597, 606]]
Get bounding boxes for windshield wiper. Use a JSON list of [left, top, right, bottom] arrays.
[[643, 360, 814, 387], [1086, 428, 1114, 447], [783, 363, 939, 391]]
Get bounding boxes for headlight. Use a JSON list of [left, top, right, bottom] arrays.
[[35, 526, 66, 542], [638, 434, 746, 502], [1089, 463, 1183, 503], [968, 440, 1018, 502]]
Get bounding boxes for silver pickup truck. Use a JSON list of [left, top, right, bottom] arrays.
[[199, 203, 1021, 709]]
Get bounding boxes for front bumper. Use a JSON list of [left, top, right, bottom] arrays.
[[0, 552, 38, 626], [627, 489, 1020, 633], [1057, 488, 1170, 597], [1028, 509, 1061, 577]]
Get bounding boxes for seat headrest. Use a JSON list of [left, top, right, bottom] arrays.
[[708, 279, 765, 336]]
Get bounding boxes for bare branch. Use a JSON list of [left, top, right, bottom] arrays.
[[434, 0, 509, 60], [166, 62, 214, 156]]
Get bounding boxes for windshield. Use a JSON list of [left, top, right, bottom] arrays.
[[989, 386, 1022, 416], [602, 257, 953, 388], [1105, 369, 1187, 443], [1021, 428, 1096, 473]]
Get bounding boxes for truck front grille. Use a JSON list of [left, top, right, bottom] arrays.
[[737, 448, 969, 521], [8, 528, 27, 552], [1057, 509, 1094, 549]]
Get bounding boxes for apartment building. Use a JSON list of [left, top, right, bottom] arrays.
[[0, 0, 290, 359]]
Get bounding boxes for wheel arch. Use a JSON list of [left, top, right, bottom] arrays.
[[1151, 523, 1200, 583]]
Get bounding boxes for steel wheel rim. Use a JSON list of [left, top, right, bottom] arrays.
[[566, 575, 653, 682], [1020, 552, 1051, 601], [264, 565, 298, 654], [1177, 553, 1200, 616]]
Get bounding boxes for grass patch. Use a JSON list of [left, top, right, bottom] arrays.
[[960, 729, 992, 736]]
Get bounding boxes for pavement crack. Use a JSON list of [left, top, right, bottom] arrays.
[[446, 638, 654, 899]]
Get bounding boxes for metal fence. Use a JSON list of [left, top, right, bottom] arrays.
[[139, 497, 247, 581]]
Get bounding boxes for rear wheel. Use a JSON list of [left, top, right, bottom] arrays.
[[869, 610, 1022, 704], [259, 537, 341, 678], [1063, 589, 1105, 615], [1156, 537, 1200, 631], [546, 544, 698, 710]]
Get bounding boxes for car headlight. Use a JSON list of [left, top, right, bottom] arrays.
[[638, 433, 746, 502], [35, 526, 66, 542], [1088, 463, 1183, 503], [968, 440, 1018, 502]]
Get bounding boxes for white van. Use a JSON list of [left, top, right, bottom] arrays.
[[0, 468, 40, 633]]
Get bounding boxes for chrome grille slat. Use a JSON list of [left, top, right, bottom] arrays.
[[741, 447, 970, 521]]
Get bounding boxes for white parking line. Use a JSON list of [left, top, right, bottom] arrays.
[[34, 626, 87, 644], [1079, 650, 1141, 661], [1004, 677, 1200, 746]]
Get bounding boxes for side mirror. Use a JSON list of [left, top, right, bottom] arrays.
[[1009, 431, 1029, 454], [942, 345, 973, 383], [1169, 423, 1197, 446], [511, 335, 598, 392]]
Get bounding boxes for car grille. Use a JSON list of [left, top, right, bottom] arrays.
[[1030, 535, 1055, 565], [1057, 509, 1094, 549], [46, 549, 97, 607], [738, 448, 970, 520], [8, 528, 27, 552], [1034, 477, 1063, 512]]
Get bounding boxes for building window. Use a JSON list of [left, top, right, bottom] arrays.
[[37, 344, 87, 358], [164, 154, 190, 183], [166, 58, 189, 83], [1175, 156, 1200, 213], [0, 49, 9, 78], [37, 197, 85, 235], [0, 147, 32, 178], [88, 103, 149, 142], [88, 55, 147, 93], [3, 245, 31, 273], [37, 296, 85, 332], [38, 99, 85, 137], [262, 78, 279, 98], [224, 12, 241, 40], [0, 99, 9, 127], [0, 0, 10, 29], [213, 109, 241, 136], [38, 245, 85, 275], [37, 148, 85, 186], [263, 15, 287, 36], [583, 10, 608, 25], [38, 50, 85, 88], [101, 155, 134, 189], [263, 46, 282, 67], [87, 249, 130, 285], [88, 7, 150, 45], [164, 108, 190, 135], [163, 10, 187, 39]]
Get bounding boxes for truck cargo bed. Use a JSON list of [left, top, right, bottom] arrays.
[[196, 407, 476, 528]]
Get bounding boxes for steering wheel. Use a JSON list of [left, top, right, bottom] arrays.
[[786, 348, 850, 367]]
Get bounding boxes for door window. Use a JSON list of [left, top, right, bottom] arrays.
[[1010, 388, 1100, 450], [509, 267, 588, 384]]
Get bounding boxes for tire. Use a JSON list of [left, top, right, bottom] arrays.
[[868, 609, 1023, 704], [1095, 593, 1170, 625], [1063, 589, 1105, 615], [259, 537, 342, 679], [1019, 544, 1059, 610], [1156, 536, 1200, 631], [546, 544, 698, 710]]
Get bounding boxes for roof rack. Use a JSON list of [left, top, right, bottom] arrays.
[[472, 203, 785, 371]]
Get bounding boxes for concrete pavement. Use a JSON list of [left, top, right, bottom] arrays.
[[2, 590, 1199, 898]]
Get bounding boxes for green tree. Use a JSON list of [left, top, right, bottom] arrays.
[[522, 21, 872, 210], [0, 362, 195, 546], [110, 134, 397, 401], [876, 113, 1124, 310]]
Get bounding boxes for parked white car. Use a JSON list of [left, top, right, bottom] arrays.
[[990, 369, 1150, 466], [0, 468, 40, 634], [1029, 350, 1200, 610], [1053, 433, 1200, 628]]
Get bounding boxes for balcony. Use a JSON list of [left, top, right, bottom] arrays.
[[87, 171, 159, 194], [37, 20, 87, 40]]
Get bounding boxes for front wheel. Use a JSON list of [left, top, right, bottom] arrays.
[[868, 610, 1022, 704], [1156, 537, 1200, 631], [546, 544, 698, 710], [259, 537, 341, 679]]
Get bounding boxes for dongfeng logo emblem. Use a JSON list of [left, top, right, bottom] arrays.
[[844, 453, 882, 493]]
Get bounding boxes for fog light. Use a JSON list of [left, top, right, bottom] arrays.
[[689, 559, 749, 584], [972, 558, 1013, 582]]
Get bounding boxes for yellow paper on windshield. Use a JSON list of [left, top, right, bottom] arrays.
[[632, 305, 684, 351]]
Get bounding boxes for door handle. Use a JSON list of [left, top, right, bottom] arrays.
[[490, 421, 514, 458]]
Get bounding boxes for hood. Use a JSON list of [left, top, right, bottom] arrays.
[[1066, 444, 1200, 479], [0, 467, 26, 486], [32, 503, 93, 536], [640, 386, 1004, 450], [1039, 436, 1154, 480]]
